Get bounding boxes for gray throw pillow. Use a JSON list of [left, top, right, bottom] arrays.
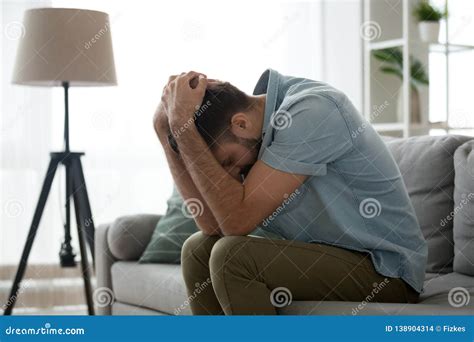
[[139, 187, 198, 263], [453, 140, 474, 276], [383, 135, 472, 273], [139, 187, 283, 264]]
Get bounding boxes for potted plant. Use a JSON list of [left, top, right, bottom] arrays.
[[372, 48, 429, 123], [413, 0, 447, 43]]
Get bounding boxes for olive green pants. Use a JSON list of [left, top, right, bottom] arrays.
[[181, 232, 419, 315]]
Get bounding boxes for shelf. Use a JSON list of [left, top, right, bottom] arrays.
[[372, 123, 404, 132], [430, 43, 474, 53], [362, 0, 468, 138], [411, 122, 448, 130], [367, 40, 474, 53], [367, 38, 405, 51]]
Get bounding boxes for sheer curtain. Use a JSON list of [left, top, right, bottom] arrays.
[[1, 0, 362, 264]]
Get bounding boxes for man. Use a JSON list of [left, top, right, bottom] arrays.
[[153, 69, 427, 315]]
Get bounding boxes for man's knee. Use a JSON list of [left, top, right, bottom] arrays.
[[209, 236, 251, 276], [181, 231, 218, 266]]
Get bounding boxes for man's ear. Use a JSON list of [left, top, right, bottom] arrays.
[[230, 113, 252, 138]]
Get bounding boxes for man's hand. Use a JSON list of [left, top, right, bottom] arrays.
[[161, 71, 207, 129], [152, 72, 222, 236], [153, 100, 169, 136]]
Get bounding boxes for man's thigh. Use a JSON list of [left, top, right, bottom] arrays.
[[211, 235, 414, 304]]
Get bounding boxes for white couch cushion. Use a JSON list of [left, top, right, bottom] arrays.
[[111, 262, 191, 315]]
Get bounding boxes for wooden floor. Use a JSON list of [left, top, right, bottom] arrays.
[[1, 264, 93, 315]]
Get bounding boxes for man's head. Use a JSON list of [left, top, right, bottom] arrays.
[[170, 80, 265, 180]]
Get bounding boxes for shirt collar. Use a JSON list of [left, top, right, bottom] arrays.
[[253, 69, 280, 135]]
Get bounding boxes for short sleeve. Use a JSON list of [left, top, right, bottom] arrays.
[[260, 92, 353, 176]]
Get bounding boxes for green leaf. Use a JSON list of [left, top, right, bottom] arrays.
[[372, 47, 429, 88], [380, 66, 403, 80], [373, 48, 403, 67], [413, 0, 446, 22]]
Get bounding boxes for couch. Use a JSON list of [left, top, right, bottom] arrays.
[[95, 135, 474, 315]]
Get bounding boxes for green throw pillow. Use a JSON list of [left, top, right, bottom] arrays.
[[139, 186, 284, 264]]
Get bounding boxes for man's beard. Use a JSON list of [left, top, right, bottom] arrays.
[[236, 136, 261, 152], [236, 137, 262, 179]]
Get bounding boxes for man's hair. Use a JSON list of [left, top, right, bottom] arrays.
[[168, 81, 253, 153]]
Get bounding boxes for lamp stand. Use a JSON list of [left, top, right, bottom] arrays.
[[3, 82, 96, 315]]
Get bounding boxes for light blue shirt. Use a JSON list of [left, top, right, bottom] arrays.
[[253, 69, 428, 293]]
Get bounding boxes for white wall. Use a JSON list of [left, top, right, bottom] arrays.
[[321, 0, 363, 111], [1, 0, 365, 264]]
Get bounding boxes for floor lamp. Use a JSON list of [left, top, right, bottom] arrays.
[[4, 8, 117, 315]]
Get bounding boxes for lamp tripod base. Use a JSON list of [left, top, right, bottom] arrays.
[[3, 152, 96, 315], [59, 241, 77, 268]]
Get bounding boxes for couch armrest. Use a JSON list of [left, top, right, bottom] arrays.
[[107, 214, 161, 261], [95, 222, 116, 315], [94, 214, 160, 315]]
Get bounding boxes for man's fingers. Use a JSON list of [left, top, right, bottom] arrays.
[[182, 71, 207, 89], [167, 74, 179, 86], [195, 74, 207, 93], [181, 71, 207, 91], [184, 71, 207, 80]]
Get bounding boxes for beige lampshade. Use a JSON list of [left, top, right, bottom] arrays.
[[12, 8, 117, 87]]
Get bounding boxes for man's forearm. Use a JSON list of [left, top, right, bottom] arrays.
[[172, 124, 250, 235], [156, 124, 221, 235]]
